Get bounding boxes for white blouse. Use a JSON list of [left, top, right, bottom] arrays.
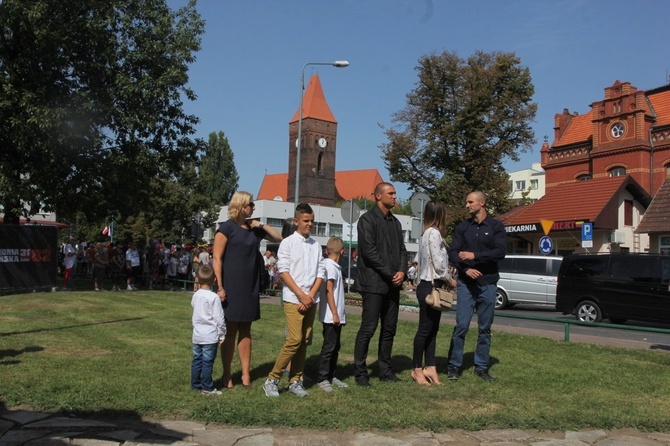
[[418, 227, 451, 282]]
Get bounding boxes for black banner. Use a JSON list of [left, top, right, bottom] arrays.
[[0, 225, 58, 291]]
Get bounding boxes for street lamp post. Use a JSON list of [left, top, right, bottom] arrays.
[[294, 60, 349, 206]]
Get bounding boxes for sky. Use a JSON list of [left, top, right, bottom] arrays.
[[167, 0, 670, 201]]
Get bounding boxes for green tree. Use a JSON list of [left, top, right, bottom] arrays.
[[0, 0, 204, 225], [381, 50, 537, 222], [199, 131, 239, 207]]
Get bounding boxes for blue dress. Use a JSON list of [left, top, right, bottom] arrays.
[[217, 220, 264, 322]]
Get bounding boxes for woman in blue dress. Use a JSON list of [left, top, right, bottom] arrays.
[[213, 191, 282, 388]]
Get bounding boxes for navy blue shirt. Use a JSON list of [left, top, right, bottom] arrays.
[[448, 214, 506, 285]]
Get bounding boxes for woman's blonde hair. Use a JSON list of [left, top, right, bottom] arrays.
[[423, 201, 448, 238], [228, 191, 253, 219]]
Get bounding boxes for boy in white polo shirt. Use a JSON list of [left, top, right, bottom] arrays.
[[317, 237, 349, 392], [263, 203, 325, 398]]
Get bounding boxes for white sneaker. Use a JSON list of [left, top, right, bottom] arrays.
[[332, 377, 349, 388], [127, 286, 134, 291], [263, 379, 279, 397], [317, 380, 333, 392], [201, 389, 222, 395], [288, 380, 308, 398]]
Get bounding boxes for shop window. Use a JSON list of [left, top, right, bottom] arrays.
[[609, 167, 626, 177], [267, 218, 284, 228], [312, 222, 327, 236], [329, 223, 342, 237], [660, 236, 670, 255], [624, 200, 633, 226]]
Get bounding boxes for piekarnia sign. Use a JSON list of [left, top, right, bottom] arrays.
[[505, 224, 538, 234], [0, 225, 57, 290], [505, 220, 585, 234]]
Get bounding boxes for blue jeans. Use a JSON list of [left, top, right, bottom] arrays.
[[447, 280, 496, 373], [191, 343, 218, 391]]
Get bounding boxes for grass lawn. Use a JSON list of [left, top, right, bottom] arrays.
[[1, 290, 669, 432]]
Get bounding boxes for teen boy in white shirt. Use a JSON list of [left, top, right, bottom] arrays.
[[263, 203, 325, 398]]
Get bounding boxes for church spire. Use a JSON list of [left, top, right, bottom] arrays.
[[290, 74, 337, 124]]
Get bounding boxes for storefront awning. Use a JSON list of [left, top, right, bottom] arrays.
[[498, 176, 651, 232]]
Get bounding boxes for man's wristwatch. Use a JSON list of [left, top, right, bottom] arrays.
[[259, 222, 264, 228]]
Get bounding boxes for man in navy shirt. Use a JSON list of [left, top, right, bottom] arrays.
[[447, 191, 506, 382]]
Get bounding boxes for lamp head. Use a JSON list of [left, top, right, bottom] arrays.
[[333, 60, 350, 68]]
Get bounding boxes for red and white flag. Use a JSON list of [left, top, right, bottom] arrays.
[[102, 226, 109, 236]]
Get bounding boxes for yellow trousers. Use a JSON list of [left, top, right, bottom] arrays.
[[268, 302, 316, 383]]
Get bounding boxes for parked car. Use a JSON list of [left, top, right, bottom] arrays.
[[338, 255, 358, 292], [495, 255, 563, 309], [555, 253, 670, 324]]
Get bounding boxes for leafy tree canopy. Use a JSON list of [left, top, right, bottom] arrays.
[[381, 50, 537, 222], [199, 131, 239, 208], [0, 0, 204, 225]]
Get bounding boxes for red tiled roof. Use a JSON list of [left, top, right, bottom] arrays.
[[256, 173, 288, 201], [648, 89, 670, 127], [498, 176, 649, 230], [334, 169, 384, 201], [256, 169, 385, 203], [289, 74, 337, 124], [636, 176, 670, 233], [554, 110, 593, 146], [496, 202, 532, 226]]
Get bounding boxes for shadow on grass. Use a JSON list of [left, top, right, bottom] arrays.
[[0, 345, 44, 365], [0, 402, 195, 445], [0, 317, 145, 337]]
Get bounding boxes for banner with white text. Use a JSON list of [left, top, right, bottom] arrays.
[[0, 225, 58, 291]]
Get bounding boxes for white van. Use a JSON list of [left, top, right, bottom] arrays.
[[495, 255, 563, 309]]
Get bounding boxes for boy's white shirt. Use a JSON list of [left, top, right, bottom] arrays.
[[191, 288, 226, 344], [319, 258, 346, 324], [277, 231, 326, 304]]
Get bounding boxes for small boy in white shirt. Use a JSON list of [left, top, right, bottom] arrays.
[[191, 264, 226, 395], [263, 203, 325, 398], [317, 237, 349, 392]]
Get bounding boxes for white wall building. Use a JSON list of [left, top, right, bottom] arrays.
[[507, 162, 545, 204], [206, 199, 420, 262]]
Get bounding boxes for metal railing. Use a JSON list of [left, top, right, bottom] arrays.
[[341, 295, 670, 341]]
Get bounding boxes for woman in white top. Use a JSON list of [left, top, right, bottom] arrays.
[[411, 201, 453, 386]]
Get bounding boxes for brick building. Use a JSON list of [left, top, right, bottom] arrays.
[[500, 80, 670, 255]]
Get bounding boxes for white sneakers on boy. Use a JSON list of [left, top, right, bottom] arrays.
[[288, 380, 308, 397], [263, 379, 280, 397], [331, 377, 349, 388]]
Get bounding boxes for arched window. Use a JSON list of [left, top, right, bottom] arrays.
[[609, 167, 626, 177], [577, 174, 592, 181], [317, 152, 323, 176]]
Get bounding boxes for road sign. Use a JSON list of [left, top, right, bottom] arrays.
[[539, 236, 554, 255], [410, 192, 431, 217], [341, 200, 361, 224], [581, 222, 593, 248]]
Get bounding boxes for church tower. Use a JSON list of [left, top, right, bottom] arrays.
[[287, 74, 338, 206]]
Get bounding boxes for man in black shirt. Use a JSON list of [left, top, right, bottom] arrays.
[[353, 182, 407, 386], [447, 191, 506, 382]]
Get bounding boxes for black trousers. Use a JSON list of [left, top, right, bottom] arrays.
[[317, 323, 342, 383], [353, 289, 400, 379], [412, 280, 443, 368]]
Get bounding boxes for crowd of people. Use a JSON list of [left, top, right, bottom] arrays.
[[59, 238, 213, 292], [190, 183, 507, 397]]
